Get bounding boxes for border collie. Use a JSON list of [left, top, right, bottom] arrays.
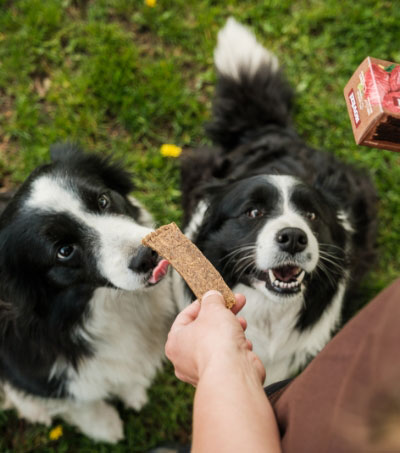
[[0, 144, 173, 442], [174, 18, 378, 385]]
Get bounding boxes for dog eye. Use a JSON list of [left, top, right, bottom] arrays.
[[247, 208, 263, 218], [306, 212, 316, 221], [57, 245, 75, 261], [98, 194, 110, 210]]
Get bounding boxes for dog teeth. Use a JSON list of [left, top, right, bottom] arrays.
[[297, 270, 305, 284], [268, 269, 275, 284], [268, 268, 306, 290]]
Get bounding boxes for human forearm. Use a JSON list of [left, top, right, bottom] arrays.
[[165, 291, 280, 452], [192, 357, 281, 453]]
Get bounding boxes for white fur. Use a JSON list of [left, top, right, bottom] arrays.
[[185, 200, 208, 240], [6, 175, 176, 442], [214, 17, 279, 82], [254, 175, 319, 302], [236, 280, 346, 384], [3, 278, 175, 441], [63, 400, 124, 443], [3, 384, 124, 442], [337, 210, 355, 233], [176, 175, 350, 385], [26, 175, 154, 291], [3, 268, 175, 444], [67, 280, 174, 405]]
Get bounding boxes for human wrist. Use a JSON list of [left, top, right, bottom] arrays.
[[193, 351, 274, 453], [198, 348, 264, 387], [193, 356, 280, 453]]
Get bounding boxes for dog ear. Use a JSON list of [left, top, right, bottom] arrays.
[[0, 257, 27, 339], [0, 260, 40, 323], [94, 156, 134, 196], [181, 176, 227, 229], [313, 165, 378, 281], [50, 142, 134, 196], [189, 180, 229, 244], [0, 224, 46, 322], [313, 169, 350, 207], [0, 297, 18, 338], [0, 238, 89, 337], [50, 142, 84, 163], [313, 164, 378, 213]]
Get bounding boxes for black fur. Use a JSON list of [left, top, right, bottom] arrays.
[[205, 66, 294, 149], [0, 144, 140, 398], [181, 53, 378, 332]]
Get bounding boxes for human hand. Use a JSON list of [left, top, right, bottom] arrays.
[[165, 290, 266, 386]]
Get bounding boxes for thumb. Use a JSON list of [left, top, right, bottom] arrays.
[[201, 290, 226, 308]]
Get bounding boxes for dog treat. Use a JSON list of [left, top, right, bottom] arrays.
[[142, 222, 236, 309], [344, 56, 400, 152]]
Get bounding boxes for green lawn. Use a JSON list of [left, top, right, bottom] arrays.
[[0, 0, 399, 451]]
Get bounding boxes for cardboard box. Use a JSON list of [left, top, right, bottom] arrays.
[[344, 56, 400, 152]]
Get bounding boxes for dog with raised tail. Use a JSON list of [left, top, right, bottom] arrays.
[[174, 18, 378, 385]]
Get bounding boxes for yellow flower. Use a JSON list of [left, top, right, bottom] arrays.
[[145, 0, 156, 7], [160, 144, 182, 158], [49, 425, 63, 441]]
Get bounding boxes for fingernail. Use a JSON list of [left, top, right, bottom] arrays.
[[202, 290, 222, 300]]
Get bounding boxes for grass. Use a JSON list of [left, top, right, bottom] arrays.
[[0, 0, 399, 451]]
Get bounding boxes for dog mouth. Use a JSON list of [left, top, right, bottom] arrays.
[[146, 259, 169, 286], [256, 265, 306, 295]]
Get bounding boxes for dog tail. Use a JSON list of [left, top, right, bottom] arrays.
[[206, 18, 294, 150]]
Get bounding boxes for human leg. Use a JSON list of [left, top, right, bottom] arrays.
[[270, 279, 400, 452]]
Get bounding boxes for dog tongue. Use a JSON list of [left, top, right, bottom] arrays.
[[273, 266, 300, 282], [149, 259, 169, 284]]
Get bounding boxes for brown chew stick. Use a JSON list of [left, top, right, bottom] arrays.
[[142, 222, 236, 309]]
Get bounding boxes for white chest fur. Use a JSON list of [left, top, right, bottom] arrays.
[[235, 282, 345, 384], [7, 276, 176, 443], [65, 277, 175, 403]]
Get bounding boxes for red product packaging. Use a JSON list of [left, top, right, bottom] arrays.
[[344, 56, 400, 152]]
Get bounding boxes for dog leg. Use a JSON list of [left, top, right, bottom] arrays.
[[62, 400, 124, 443], [2, 384, 52, 426]]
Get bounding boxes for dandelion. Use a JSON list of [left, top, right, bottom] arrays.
[[49, 425, 63, 441], [145, 0, 157, 7], [160, 144, 182, 158]]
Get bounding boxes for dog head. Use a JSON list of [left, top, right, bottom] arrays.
[[0, 144, 168, 325], [195, 174, 349, 305]]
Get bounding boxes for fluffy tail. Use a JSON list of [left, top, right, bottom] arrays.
[[206, 18, 294, 149]]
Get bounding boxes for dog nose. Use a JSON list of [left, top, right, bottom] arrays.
[[129, 246, 158, 274], [276, 227, 308, 254]]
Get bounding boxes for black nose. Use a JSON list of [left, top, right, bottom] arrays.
[[129, 246, 158, 274], [276, 227, 308, 254]]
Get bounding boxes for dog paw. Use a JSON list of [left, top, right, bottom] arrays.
[[63, 401, 124, 443], [2, 386, 52, 426], [88, 404, 124, 443], [121, 386, 149, 412]]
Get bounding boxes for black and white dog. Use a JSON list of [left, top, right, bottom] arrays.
[[0, 144, 172, 442], [174, 19, 378, 384]]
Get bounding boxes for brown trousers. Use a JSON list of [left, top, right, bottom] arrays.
[[270, 279, 400, 452]]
